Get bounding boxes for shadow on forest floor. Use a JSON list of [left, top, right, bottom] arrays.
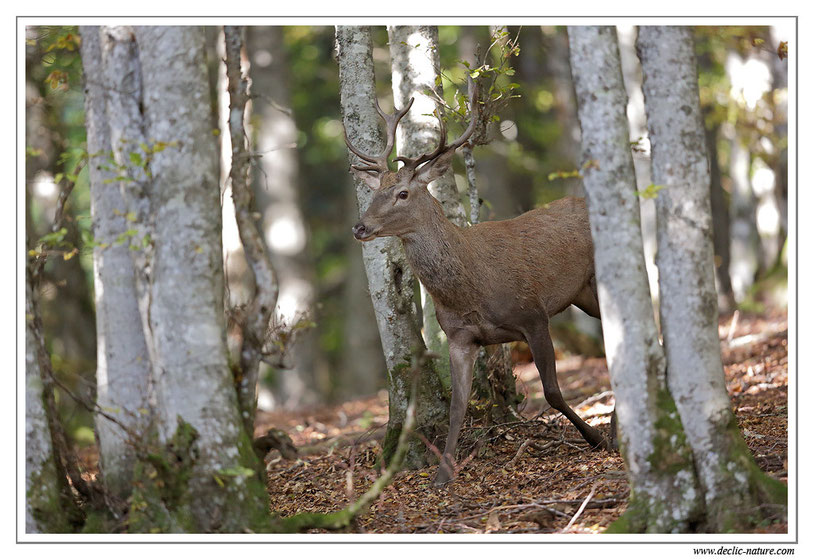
[[251, 307, 789, 534]]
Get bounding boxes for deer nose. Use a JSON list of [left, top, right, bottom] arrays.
[[352, 222, 368, 240]]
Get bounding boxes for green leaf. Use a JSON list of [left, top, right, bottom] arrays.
[[114, 229, 138, 245], [39, 228, 68, 246], [634, 184, 665, 199], [129, 152, 143, 167], [217, 466, 255, 478], [547, 169, 582, 182]]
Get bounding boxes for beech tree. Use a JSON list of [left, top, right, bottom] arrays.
[[77, 25, 270, 533], [570, 25, 786, 532], [336, 25, 447, 467], [569, 25, 700, 532], [637, 25, 786, 531], [388, 25, 465, 388], [80, 25, 153, 503]]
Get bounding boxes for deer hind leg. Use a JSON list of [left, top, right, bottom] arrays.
[[434, 338, 479, 486], [525, 322, 610, 451]]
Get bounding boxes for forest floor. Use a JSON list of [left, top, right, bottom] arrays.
[[254, 307, 789, 534]]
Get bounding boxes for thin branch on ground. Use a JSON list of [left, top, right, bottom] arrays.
[[563, 483, 598, 532]]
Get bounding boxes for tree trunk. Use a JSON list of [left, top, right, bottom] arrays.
[[79, 25, 153, 502], [388, 25, 464, 392], [127, 26, 270, 533], [637, 25, 786, 532], [223, 25, 280, 438], [25, 273, 76, 533], [246, 26, 319, 409], [98, 25, 158, 379], [336, 25, 448, 468], [569, 26, 701, 533]]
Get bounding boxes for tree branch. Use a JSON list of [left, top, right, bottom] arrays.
[[223, 25, 279, 436]]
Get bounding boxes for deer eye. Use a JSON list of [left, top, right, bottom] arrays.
[[397, 190, 409, 200]]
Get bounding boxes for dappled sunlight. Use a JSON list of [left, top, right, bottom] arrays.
[[265, 208, 307, 255], [726, 52, 772, 110]]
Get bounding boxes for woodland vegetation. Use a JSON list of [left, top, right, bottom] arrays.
[[23, 23, 790, 536]]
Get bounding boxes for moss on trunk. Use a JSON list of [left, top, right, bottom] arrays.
[[26, 456, 81, 533], [381, 354, 448, 470], [127, 416, 274, 533], [703, 416, 787, 532], [606, 388, 703, 534]]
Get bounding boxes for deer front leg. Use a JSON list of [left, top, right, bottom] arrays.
[[525, 322, 610, 450], [434, 338, 479, 486]]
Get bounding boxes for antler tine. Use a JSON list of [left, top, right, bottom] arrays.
[[398, 75, 479, 171], [344, 98, 415, 173], [343, 128, 381, 165], [351, 164, 383, 173], [395, 108, 447, 168], [376, 96, 414, 167]]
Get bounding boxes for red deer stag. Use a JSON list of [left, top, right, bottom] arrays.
[[345, 80, 611, 485]]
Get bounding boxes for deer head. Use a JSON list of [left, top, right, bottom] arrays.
[[346, 78, 478, 241]]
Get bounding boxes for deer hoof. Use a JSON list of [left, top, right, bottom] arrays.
[[433, 468, 453, 487]]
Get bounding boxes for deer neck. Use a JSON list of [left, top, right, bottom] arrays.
[[400, 199, 476, 308]]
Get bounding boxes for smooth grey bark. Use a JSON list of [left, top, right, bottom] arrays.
[[638, 26, 785, 531], [133, 26, 268, 532], [388, 25, 465, 389], [388, 26, 467, 227], [246, 26, 319, 408], [80, 25, 153, 501], [336, 25, 447, 467], [99, 25, 159, 382], [569, 26, 701, 533], [25, 276, 70, 533], [616, 25, 660, 312]]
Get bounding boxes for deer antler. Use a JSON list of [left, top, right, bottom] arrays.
[[344, 97, 415, 175], [396, 75, 479, 172]]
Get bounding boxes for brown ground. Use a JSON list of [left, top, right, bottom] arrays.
[[255, 308, 789, 534], [73, 308, 788, 533]]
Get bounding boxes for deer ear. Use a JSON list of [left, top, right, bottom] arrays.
[[414, 151, 454, 186], [351, 168, 381, 190]]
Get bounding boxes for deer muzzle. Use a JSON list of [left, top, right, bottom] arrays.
[[352, 222, 375, 241]]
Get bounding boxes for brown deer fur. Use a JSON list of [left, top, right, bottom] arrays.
[[347, 92, 610, 485]]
